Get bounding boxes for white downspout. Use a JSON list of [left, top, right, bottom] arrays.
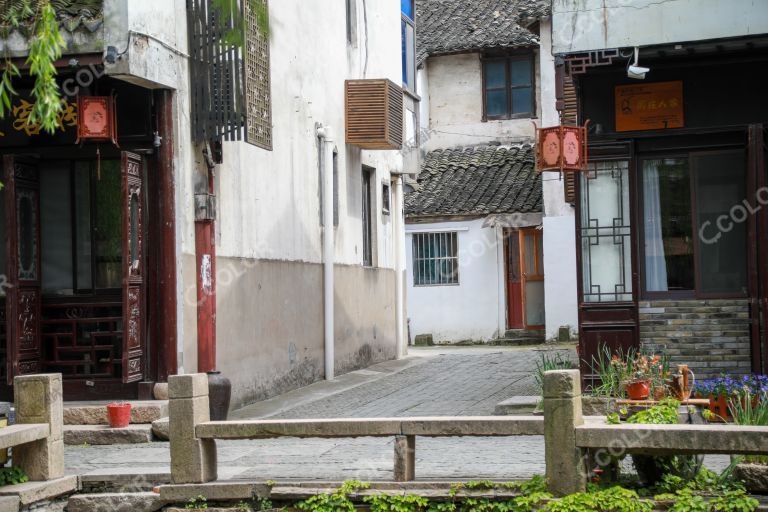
[[317, 125, 335, 380], [393, 175, 406, 358]]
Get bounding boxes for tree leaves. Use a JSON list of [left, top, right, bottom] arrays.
[[26, 1, 66, 133]]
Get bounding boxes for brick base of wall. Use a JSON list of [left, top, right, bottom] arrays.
[[639, 299, 752, 380]]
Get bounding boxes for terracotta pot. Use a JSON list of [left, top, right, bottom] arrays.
[[207, 371, 232, 421], [626, 380, 651, 400], [653, 386, 665, 401], [106, 403, 132, 428]]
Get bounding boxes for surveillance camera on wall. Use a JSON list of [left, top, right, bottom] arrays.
[[627, 64, 650, 80]]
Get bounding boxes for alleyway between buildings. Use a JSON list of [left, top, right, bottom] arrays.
[[64, 346, 574, 481]]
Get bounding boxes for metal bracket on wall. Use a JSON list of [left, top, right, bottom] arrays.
[[195, 193, 217, 221]]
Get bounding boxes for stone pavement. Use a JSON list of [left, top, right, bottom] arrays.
[[65, 345, 568, 481]]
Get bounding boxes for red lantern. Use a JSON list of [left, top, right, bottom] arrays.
[[76, 95, 118, 146], [535, 123, 588, 173]]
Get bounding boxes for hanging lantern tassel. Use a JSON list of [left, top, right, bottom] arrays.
[[96, 146, 101, 180]]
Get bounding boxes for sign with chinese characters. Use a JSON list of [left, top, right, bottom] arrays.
[[615, 81, 684, 132], [536, 124, 588, 173], [76, 96, 118, 145], [0, 97, 78, 140]]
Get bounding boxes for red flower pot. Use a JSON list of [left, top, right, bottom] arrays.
[[626, 380, 651, 400], [106, 403, 132, 428]]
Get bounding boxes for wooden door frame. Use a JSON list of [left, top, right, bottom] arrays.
[[519, 227, 545, 330], [503, 229, 524, 330]]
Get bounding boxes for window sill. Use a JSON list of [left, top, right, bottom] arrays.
[[482, 115, 537, 123]]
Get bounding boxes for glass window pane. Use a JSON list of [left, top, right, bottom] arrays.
[[74, 163, 92, 291], [94, 161, 123, 289], [511, 87, 533, 115], [510, 58, 532, 86], [525, 281, 545, 326], [580, 161, 632, 302], [484, 61, 506, 89], [694, 151, 747, 294], [642, 158, 693, 292], [524, 233, 536, 274], [486, 90, 508, 118], [401, 0, 413, 19], [401, 21, 415, 89], [41, 162, 73, 293]]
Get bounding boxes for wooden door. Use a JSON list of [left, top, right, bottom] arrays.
[[750, 124, 768, 373], [521, 228, 545, 329], [3, 156, 42, 384], [505, 230, 524, 329], [121, 152, 146, 383]]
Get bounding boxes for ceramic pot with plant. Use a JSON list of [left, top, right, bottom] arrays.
[[626, 379, 651, 400], [106, 402, 131, 428]]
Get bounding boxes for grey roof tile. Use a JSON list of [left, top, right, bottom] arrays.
[[405, 144, 542, 217], [416, 0, 550, 65]]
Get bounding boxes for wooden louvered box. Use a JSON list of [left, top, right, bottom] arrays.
[[345, 79, 404, 150]]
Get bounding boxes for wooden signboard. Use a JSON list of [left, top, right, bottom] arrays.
[[536, 124, 588, 173], [615, 81, 684, 132]]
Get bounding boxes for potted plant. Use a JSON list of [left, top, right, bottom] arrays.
[[106, 402, 132, 428], [730, 389, 768, 493], [625, 354, 654, 400], [695, 375, 766, 421]]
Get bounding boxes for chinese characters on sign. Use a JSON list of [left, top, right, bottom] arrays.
[[615, 80, 684, 132], [1, 98, 78, 137], [536, 124, 588, 173]]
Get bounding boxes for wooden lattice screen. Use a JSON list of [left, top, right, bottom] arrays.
[[244, 0, 272, 150], [187, 0, 272, 148], [562, 76, 578, 204]]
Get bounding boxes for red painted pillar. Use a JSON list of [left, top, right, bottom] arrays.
[[195, 218, 216, 373]]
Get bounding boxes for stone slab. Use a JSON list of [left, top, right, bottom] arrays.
[[196, 418, 403, 439], [0, 496, 18, 512], [159, 481, 271, 502], [151, 417, 169, 441], [168, 374, 208, 399], [79, 469, 171, 491], [64, 424, 154, 445], [0, 475, 78, 505], [575, 422, 768, 455], [494, 396, 540, 415], [543, 370, 581, 399], [400, 416, 544, 436], [735, 463, 768, 494], [64, 401, 168, 425], [67, 492, 165, 512], [0, 424, 49, 450]]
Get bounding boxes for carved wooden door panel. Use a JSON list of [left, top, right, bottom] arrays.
[[3, 156, 42, 384], [121, 152, 146, 383]]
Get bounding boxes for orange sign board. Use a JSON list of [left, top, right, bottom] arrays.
[[615, 81, 684, 132]]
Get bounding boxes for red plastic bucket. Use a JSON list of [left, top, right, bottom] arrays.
[[106, 403, 132, 428]]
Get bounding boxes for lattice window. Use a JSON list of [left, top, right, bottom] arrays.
[[412, 232, 459, 286], [244, 0, 272, 150]]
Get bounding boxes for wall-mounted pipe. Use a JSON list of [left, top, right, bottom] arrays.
[[317, 124, 335, 380]]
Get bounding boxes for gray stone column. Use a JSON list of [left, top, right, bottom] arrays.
[[169, 373, 217, 484], [543, 369, 587, 497], [14, 373, 64, 481], [394, 435, 415, 481]]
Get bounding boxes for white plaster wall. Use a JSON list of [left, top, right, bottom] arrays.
[[552, 0, 768, 54], [421, 52, 539, 151], [217, 0, 403, 269], [539, 19, 578, 340], [406, 219, 505, 342]]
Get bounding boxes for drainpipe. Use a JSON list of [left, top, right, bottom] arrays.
[[392, 175, 406, 358], [317, 125, 335, 380]]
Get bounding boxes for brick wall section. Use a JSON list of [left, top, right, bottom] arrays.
[[639, 299, 752, 379]]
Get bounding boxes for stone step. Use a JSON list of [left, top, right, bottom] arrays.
[[494, 396, 540, 415], [0, 476, 78, 507], [67, 492, 165, 512], [64, 401, 168, 426], [492, 337, 545, 347], [80, 469, 171, 493], [639, 299, 750, 308], [64, 424, 154, 445]]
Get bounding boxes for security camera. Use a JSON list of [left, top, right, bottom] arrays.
[[627, 64, 650, 80]]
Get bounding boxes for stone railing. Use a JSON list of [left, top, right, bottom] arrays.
[[4, 374, 64, 481], [168, 371, 768, 496], [168, 374, 543, 484]]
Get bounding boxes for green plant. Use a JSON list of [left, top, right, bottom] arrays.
[[185, 495, 208, 510], [534, 352, 576, 396], [295, 480, 370, 512], [626, 398, 680, 425], [710, 490, 759, 512], [364, 493, 429, 511], [544, 486, 652, 512], [0, 467, 28, 486], [655, 488, 758, 512], [729, 390, 768, 426], [656, 489, 709, 512]]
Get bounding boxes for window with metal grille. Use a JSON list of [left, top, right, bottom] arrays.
[[412, 232, 459, 286]]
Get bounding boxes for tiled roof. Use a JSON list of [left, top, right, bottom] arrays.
[[416, 0, 550, 65], [405, 144, 542, 218], [1, 0, 103, 33]]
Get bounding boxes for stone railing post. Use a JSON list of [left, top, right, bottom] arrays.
[[394, 435, 415, 482], [14, 373, 64, 481], [543, 369, 587, 497], [169, 373, 217, 484]]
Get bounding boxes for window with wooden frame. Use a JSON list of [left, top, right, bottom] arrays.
[[412, 232, 459, 286], [483, 54, 535, 120]]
